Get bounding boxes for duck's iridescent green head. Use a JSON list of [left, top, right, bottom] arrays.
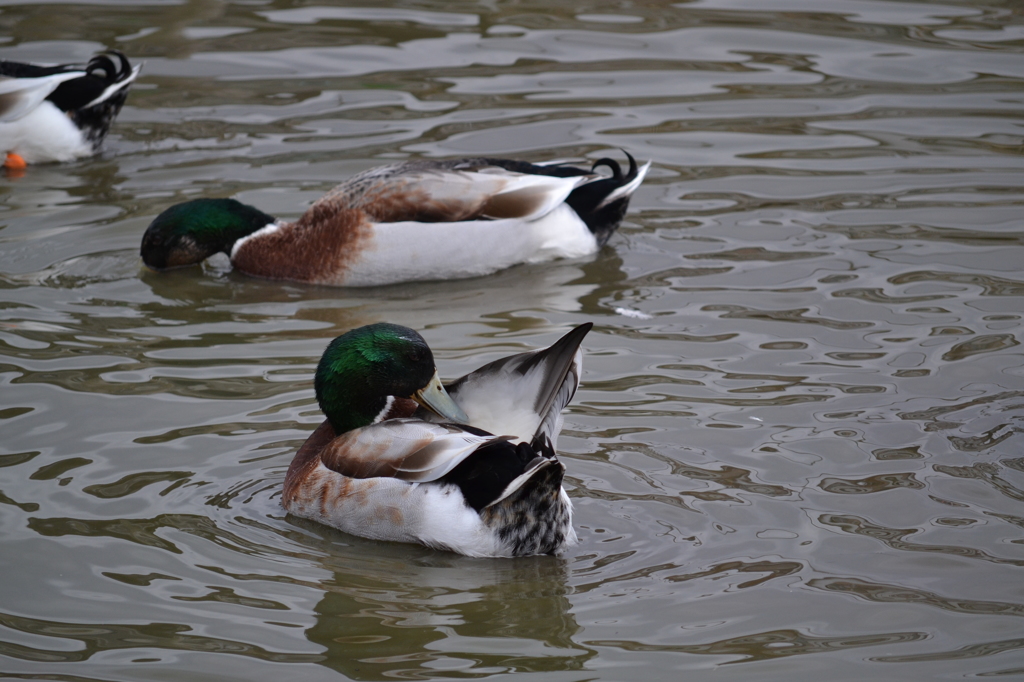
[[140, 198, 275, 269], [315, 323, 468, 434]]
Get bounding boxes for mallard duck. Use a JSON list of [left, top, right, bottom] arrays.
[[0, 50, 139, 168], [141, 153, 649, 287], [282, 322, 592, 557]]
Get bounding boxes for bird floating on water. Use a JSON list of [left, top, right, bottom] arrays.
[[141, 154, 649, 287], [0, 50, 140, 169], [282, 322, 592, 557]]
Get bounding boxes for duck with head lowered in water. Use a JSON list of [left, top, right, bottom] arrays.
[[141, 153, 649, 287], [283, 322, 593, 557]]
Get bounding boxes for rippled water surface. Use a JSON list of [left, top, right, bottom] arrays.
[[2, 0, 1024, 679]]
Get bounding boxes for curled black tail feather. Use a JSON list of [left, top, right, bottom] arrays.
[[59, 51, 137, 149], [47, 50, 134, 114], [447, 152, 646, 246], [566, 151, 643, 246], [591, 155, 626, 182]]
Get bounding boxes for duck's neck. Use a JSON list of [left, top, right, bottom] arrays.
[[314, 349, 390, 434], [317, 385, 389, 435]]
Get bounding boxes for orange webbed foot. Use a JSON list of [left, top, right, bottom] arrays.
[[4, 153, 27, 170], [4, 153, 27, 178], [3, 151, 26, 176]]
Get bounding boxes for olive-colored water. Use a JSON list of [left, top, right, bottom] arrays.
[[2, 1, 1023, 679]]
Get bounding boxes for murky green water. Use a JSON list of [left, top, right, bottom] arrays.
[[2, 1, 1023, 679]]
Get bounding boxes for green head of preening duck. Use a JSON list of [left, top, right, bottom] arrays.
[[140, 198, 275, 269], [314, 322, 468, 434]]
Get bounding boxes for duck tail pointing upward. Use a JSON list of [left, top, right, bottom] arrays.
[[51, 50, 140, 148], [565, 151, 651, 247], [46, 51, 137, 113]]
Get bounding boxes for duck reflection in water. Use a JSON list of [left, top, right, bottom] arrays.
[[296, 539, 593, 679], [135, 255, 615, 343]]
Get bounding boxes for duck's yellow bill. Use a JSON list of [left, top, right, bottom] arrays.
[[414, 371, 469, 424]]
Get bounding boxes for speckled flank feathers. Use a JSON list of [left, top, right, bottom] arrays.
[[481, 454, 575, 556]]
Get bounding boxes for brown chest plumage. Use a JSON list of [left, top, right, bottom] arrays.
[[232, 203, 373, 284]]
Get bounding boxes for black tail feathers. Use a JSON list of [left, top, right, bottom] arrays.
[[54, 50, 137, 148], [85, 51, 133, 87], [462, 151, 647, 246], [565, 151, 645, 246], [47, 50, 135, 114]]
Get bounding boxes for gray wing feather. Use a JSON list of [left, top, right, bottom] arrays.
[[438, 323, 592, 443], [318, 419, 500, 482], [0, 72, 81, 122]]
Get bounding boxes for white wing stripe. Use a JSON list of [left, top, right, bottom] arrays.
[[83, 64, 141, 109], [596, 160, 651, 208]]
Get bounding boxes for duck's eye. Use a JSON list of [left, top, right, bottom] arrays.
[[408, 349, 423, 363]]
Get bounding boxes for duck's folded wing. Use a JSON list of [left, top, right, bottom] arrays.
[[0, 72, 82, 122], [436, 323, 593, 445], [317, 419, 508, 482], [315, 161, 592, 224]]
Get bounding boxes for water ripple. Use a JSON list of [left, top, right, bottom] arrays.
[[1, 0, 1022, 679]]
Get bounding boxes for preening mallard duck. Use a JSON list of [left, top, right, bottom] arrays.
[[141, 154, 649, 286], [0, 50, 140, 167], [282, 322, 592, 557]]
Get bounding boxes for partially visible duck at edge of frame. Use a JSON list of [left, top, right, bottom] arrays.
[[0, 50, 140, 169]]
